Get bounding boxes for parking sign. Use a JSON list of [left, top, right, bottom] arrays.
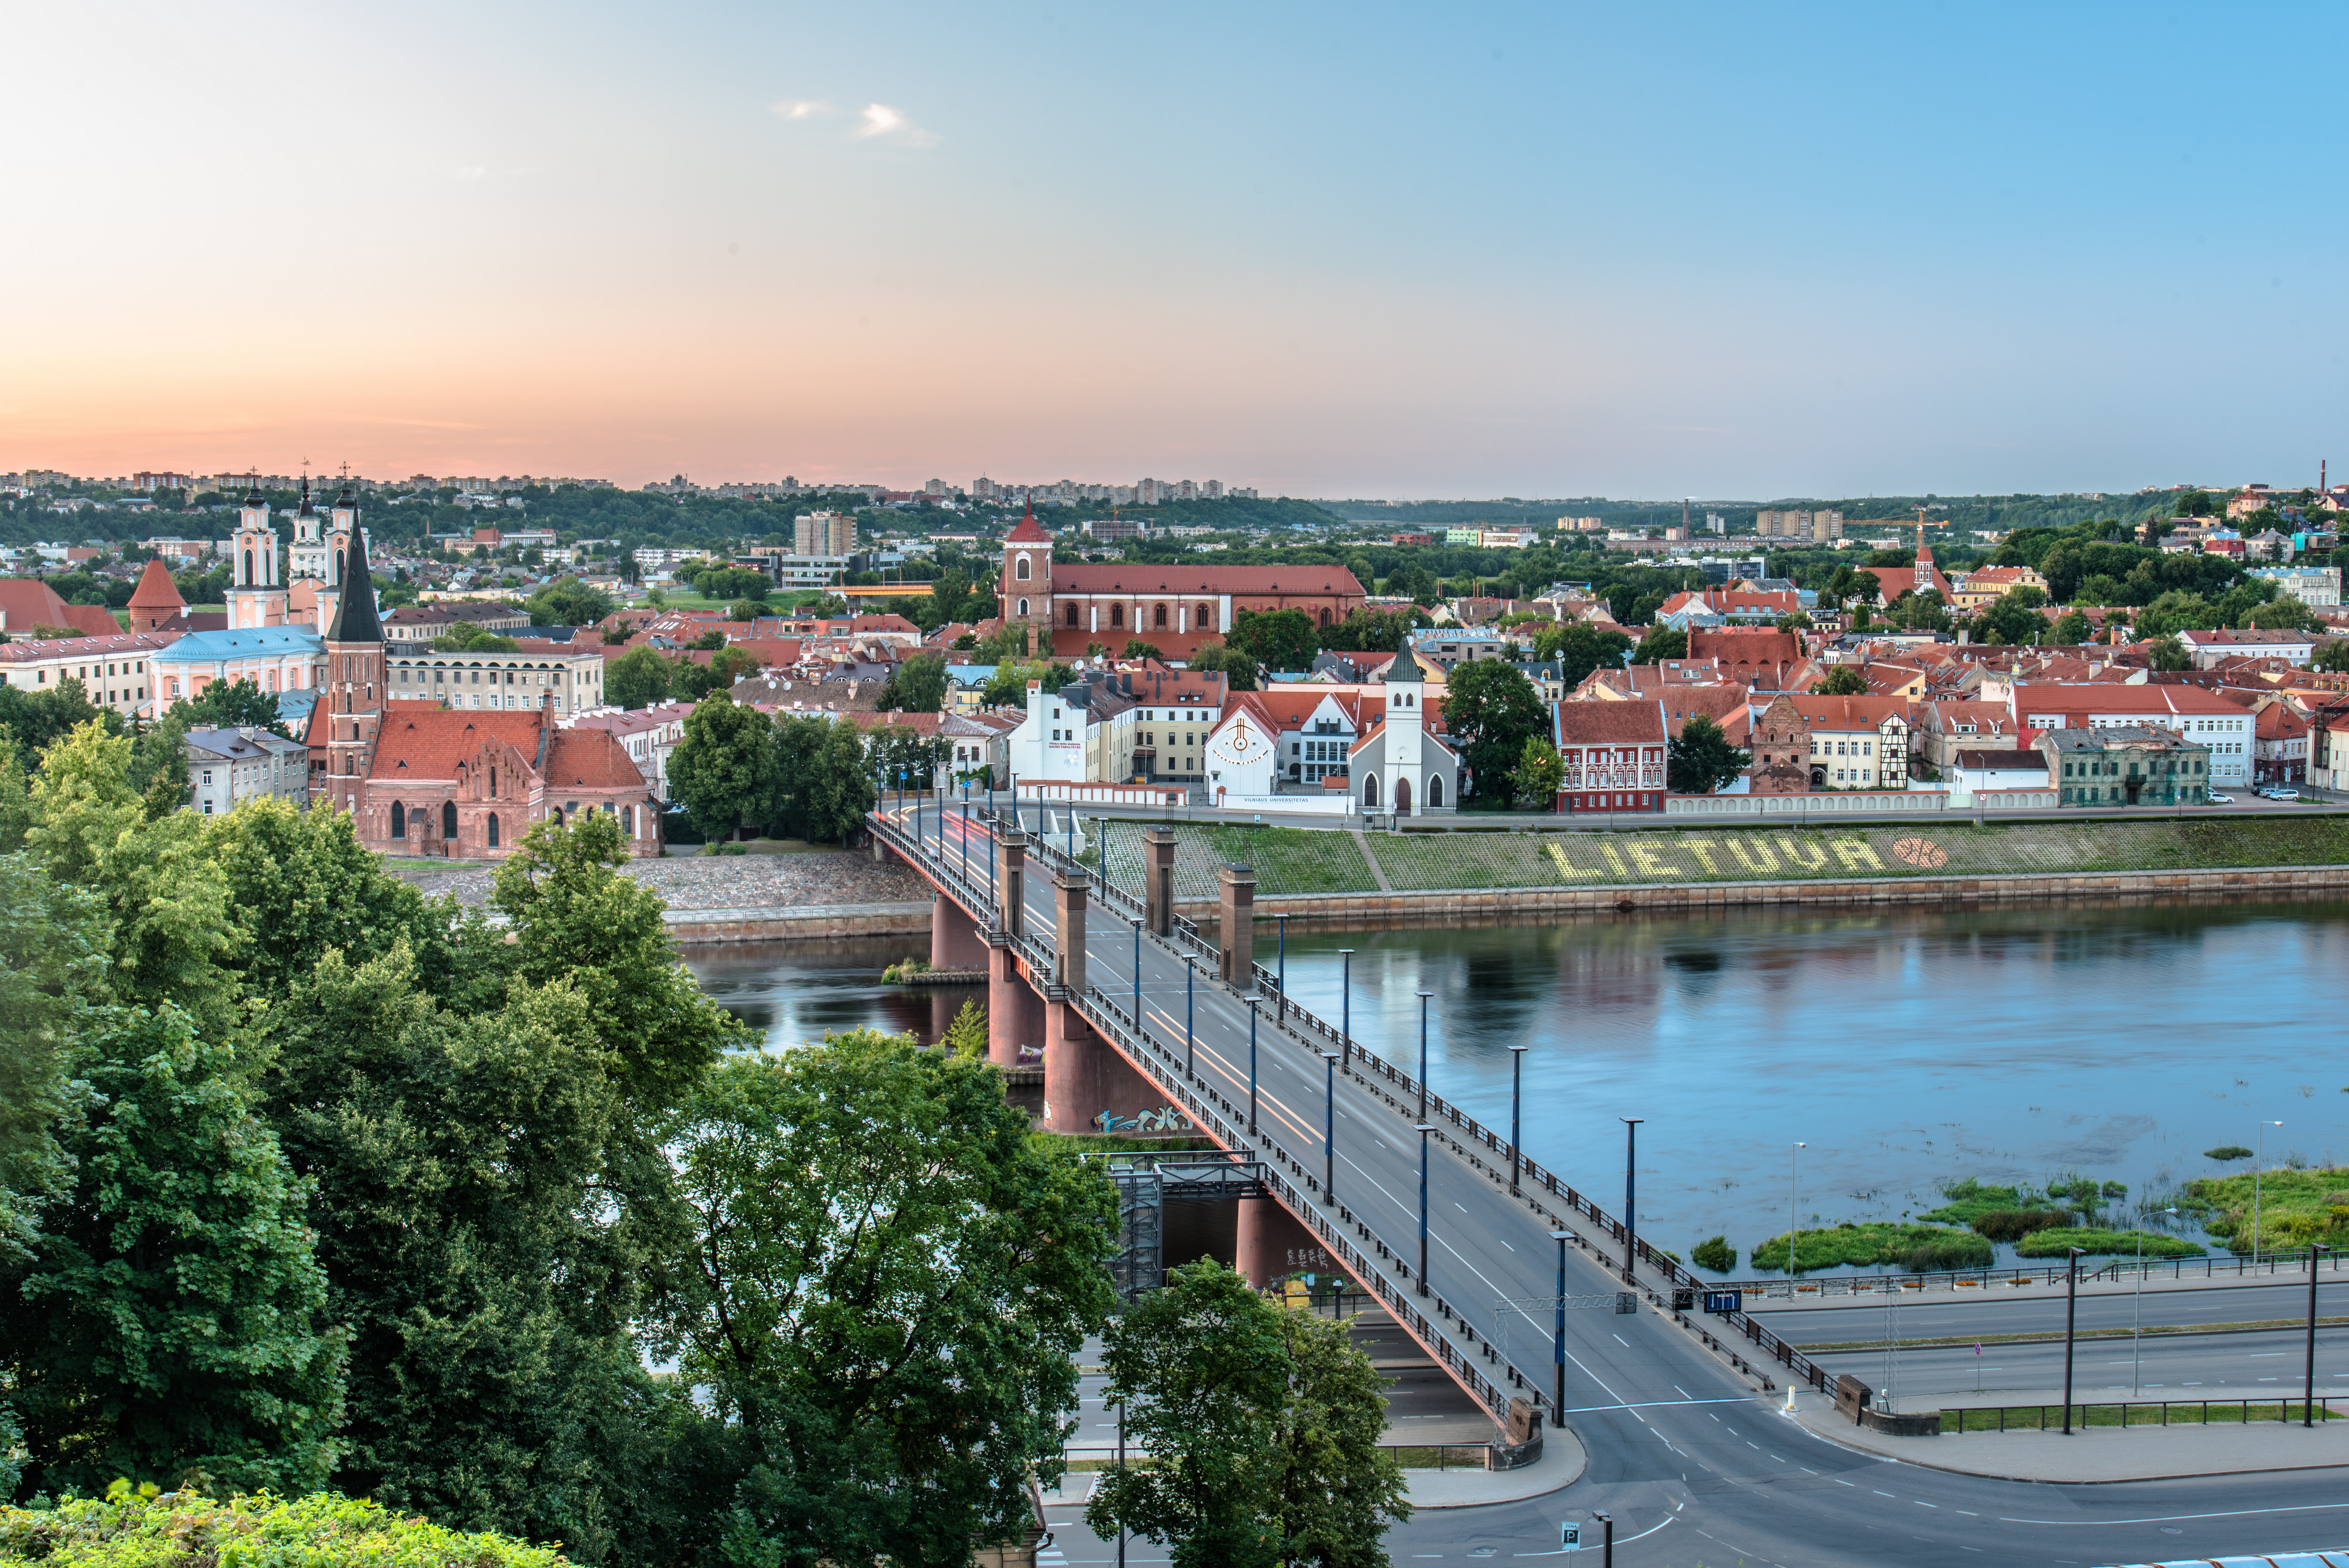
[[1560, 1519, 1581, 1549]]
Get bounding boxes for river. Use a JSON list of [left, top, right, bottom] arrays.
[[681, 897, 2349, 1273]]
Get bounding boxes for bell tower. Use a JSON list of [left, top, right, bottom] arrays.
[[316, 484, 364, 633], [1002, 498, 1054, 657], [225, 487, 287, 628], [316, 518, 387, 813]]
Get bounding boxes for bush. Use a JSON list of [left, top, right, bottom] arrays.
[[1691, 1235, 1737, 1273], [2013, 1227, 2206, 1260], [1899, 1233, 1996, 1272], [2205, 1145, 2254, 1161], [0, 1483, 569, 1568], [1972, 1208, 2078, 1243]]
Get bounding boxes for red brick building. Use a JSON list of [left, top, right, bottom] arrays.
[[1000, 508, 1366, 660], [1551, 700, 1668, 813], [1688, 628, 1803, 690], [356, 703, 661, 859], [1748, 695, 1813, 795]]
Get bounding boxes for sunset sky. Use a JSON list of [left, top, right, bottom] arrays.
[[8, 2, 2347, 498]]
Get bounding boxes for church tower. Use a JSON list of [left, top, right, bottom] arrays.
[[1913, 515, 1937, 595], [225, 487, 287, 628], [315, 484, 364, 633], [1382, 643, 1427, 815], [316, 518, 386, 814], [288, 474, 328, 584], [1002, 499, 1054, 657]]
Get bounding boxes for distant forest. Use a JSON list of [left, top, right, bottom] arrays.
[[1317, 491, 2192, 535]]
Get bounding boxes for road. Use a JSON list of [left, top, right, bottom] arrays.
[[890, 801, 2349, 1564], [1765, 1279, 2343, 1345]]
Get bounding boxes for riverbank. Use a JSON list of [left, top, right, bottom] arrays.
[[390, 851, 935, 941]]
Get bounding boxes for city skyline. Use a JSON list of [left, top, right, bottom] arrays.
[[9, 3, 2349, 497]]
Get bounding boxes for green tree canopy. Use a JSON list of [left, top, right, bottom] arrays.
[[772, 714, 877, 843], [167, 676, 288, 738], [1227, 608, 1319, 671], [1666, 713, 1752, 795], [1187, 642, 1260, 691], [1631, 625, 1688, 664], [1508, 736, 1564, 808], [875, 651, 948, 712], [523, 577, 616, 628], [1532, 622, 1632, 689], [1811, 666, 1868, 695], [667, 694, 780, 841], [653, 1034, 1115, 1568], [1318, 607, 1428, 654], [2145, 634, 2193, 672], [605, 644, 674, 711], [1437, 660, 1547, 801]]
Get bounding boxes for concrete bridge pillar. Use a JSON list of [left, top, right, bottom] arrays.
[[1053, 870, 1088, 996], [1042, 999, 1157, 1135], [986, 942, 1046, 1068], [1234, 1195, 1345, 1290], [995, 828, 1029, 939], [1142, 825, 1176, 935], [1217, 863, 1256, 987], [929, 895, 987, 970]]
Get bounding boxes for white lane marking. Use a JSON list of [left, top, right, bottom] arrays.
[[1612, 1334, 1631, 1347], [1998, 1501, 2349, 1526], [1511, 1515, 1675, 1555]]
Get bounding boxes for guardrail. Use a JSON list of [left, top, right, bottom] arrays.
[[1717, 1249, 2349, 1297], [1946, 1398, 2343, 1433]]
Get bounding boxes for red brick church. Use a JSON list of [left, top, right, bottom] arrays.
[[999, 507, 1366, 660]]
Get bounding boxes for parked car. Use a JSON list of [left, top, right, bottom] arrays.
[[2206, 792, 2235, 804], [2257, 786, 2301, 801]]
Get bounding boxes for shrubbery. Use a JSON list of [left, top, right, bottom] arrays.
[[0, 1483, 568, 1568]]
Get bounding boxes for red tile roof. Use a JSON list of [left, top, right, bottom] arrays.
[[128, 559, 184, 612], [1554, 701, 1668, 745], [543, 728, 645, 789], [1048, 564, 1368, 597], [369, 711, 548, 782]]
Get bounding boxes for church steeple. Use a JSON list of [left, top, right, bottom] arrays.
[[324, 521, 382, 644], [316, 517, 386, 816]]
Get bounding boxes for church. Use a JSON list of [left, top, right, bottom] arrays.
[[1000, 509, 1367, 661], [1344, 646, 1458, 815]]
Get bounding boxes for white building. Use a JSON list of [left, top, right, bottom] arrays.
[[2250, 565, 2342, 608], [186, 726, 309, 816], [566, 700, 696, 799], [2013, 685, 2256, 788], [2175, 628, 2317, 669], [385, 641, 607, 716], [1003, 680, 1091, 787], [1346, 646, 1458, 814], [0, 630, 174, 717]]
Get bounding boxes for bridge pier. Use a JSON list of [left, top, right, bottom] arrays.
[[1235, 1194, 1346, 1290], [930, 895, 986, 969], [1143, 825, 1176, 934], [986, 942, 1046, 1068], [1217, 863, 1256, 986], [1042, 999, 1152, 1133]]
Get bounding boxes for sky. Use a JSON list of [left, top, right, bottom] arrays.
[[6, 2, 2347, 498]]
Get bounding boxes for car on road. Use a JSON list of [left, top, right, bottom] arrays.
[[2206, 792, 2234, 804], [2257, 785, 2301, 800]]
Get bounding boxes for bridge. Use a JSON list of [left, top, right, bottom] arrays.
[[870, 799, 1836, 1452]]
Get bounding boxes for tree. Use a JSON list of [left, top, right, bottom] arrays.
[[874, 651, 948, 713], [981, 660, 1067, 709], [1227, 608, 1319, 672], [1507, 737, 1564, 808], [2244, 597, 2324, 632], [169, 675, 287, 737], [1666, 714, 1751, 795], [687, 628, 727, 651], [2, 1005, 347, 1501], [2145, 634, 2193, 672], [943, 999, 987, 1059], [1085, 1260, 1407, 1568], [727, 598, 768, 622], [1122, 637, 1163, 661], [653, 1034, 1116, 1568], [432, 626, 522, 653], [1438, 661, 1546, 801], [2315, 640, 2349, 673], [2047, 610, 2091, 645], [668, 694, 780, 841], [1319, 607, 1427, 653], [1532, 623, 1632, 688], [771, 715, 878, 844], [1188, 643, 1260, 692], [976, 623, 1032, 662], [672, 645, 762, 702], [523, 577, 616, 628], [0, 859, 102, 1276], [1811, 666, 1868, 696], [1631, 625, 1687, 664], [606, 644, 674, 711], [1775, 611, 1814, 632]]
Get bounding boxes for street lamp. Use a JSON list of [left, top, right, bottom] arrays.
[[1338, 948, 1354, 1068], [1246, 995, 1260, 1137], [1790, 1143, 1807, 1280], [1591, 1511, 1614, 1568], [1508, 1044, 1529, 1197], [2061, 1246, 2085, 1435], [1415, 990, 1433, 1123], [1416, 1122, 1434, 1295], [2308, 1242, 2332, 1428], [1620, 1117, 1644, 1285], [1276, 913, 1290, 1022], [1129, 916, 1142, 1032], [2257, 1121, 2285, 1268], [1321, 1051, 1341, 1205], [2134, 1206, 2180, 1396], [1183, 953, 1197, 1078], [1550, 1229, 1572, 1426]]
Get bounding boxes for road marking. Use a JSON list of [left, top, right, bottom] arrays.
[[1613, 1334, 1631, 1347]]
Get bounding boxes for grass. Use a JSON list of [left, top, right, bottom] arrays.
[[2184, 1164, 2349, 1255], [1753, 1223, 1993, 1274], [1944, 1400, 2341, 1433], [2012, 1227, 2206, 1259], [1029, 1132, 1218, 1157], [1204, 823, 1379, 895]]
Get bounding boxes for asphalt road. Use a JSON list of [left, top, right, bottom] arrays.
[[895, 801, 2349, 1565], [1767, 1279, 2345, 1345]]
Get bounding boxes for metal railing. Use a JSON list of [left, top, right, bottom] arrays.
[[1724, 1251, 2349, 1296], [1946, 1398, 2343, 1433]]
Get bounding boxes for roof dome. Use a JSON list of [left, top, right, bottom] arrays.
[[128, 557, 186, 612]]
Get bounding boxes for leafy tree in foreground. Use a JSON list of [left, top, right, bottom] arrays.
[[773, 714, 879, 844], [0, 1484, 570, 1568], [606, 644, 674, 710], [1631, 624, 1687, 664], [2316, 640, 2349, 674], [1666, 714, 1751, 795], [1188, 642, 1260, 691], [1508, 736, 1564, 808], [655, 1033, 1116, 1568], [1438, 660, 1547, 799], [668, 694, 779, 841], [943, 998, 988, 1059], [1086, 1260, 1408, 1568], [3, 1005, 347, 1501], [875, 650, 949, 712], [1228, 607, 1319, 672], [2145, 634, 2193, 673]]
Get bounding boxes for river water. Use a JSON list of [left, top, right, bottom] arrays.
[[682, 898, 2349, 1274]]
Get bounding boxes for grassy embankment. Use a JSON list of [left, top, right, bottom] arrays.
[[1738, 1179, 2205, 1274], [2184, 1165, 2349, 1255], [1089, 817, 2349, 900]]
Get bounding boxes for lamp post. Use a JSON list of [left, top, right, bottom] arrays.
[[1416, 1122, 1434, 1295], [1592, 1511, 1613, 1568], [2257, 1120, 2285, 1268], [1550, 1228, 1571, 1426], [1277, 913, 1290, 1022], [1115, 1396, 1127, 1568], [1322, 1051, 1341, 1206], [1338, 948, 1354, 1068], [1246, 996, 1260, 1137], [1790, 1142, 1806, 1280], [1620, 1117, 1644, 1285], [1415, 990, 1433, 1122], [1129, 916, 1142, 1033], [2061, 1246, 2085, 1434], [1508, 1044, 1529, 1196], [1183, 953, 1197, 1078], [2308, 1243, 2332, 1427], [2134, 1206, 2180, 1396]]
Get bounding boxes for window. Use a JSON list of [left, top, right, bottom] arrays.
[[1111, 604, 1124, 627], [442, 801, 458, 839], [486, 812, 500, 849], [1067, 604, 1080, 627], [1015, 554, 1031, 580], [1154, 603, 1168, 628]]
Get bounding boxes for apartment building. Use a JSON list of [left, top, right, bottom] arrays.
[[186, 726, 310, 815], [0, 630, 174, 716]]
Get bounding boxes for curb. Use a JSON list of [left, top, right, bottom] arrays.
[[1784, 1412, 2349, 1486]]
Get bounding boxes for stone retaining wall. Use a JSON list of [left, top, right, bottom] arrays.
[[664, 900, 934, 943]]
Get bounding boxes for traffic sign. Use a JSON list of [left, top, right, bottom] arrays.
[[1703, 1290, 1743, 1314], [1560, 1519, 1581, 1549]]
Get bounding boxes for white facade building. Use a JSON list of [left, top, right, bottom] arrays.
[[186, 726, 309, 816], [0, 630, 173, 716]]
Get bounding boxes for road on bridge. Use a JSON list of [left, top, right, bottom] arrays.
[[883, 800, 2349, 1564]]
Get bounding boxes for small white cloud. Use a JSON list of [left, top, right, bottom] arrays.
[[852, 102, 939, 147], [770, 99, 834, 120]]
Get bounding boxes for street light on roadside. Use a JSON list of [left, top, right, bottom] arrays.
[[1508, 1044, 1529, 1196], [1183, 952, 1197, 1078], [1276, 913, 1290, 1022], [1790, 1142, 1806, 1282], [1321, 1051, 1341, 1206], [1550, 1229, 1572, 1426], [1416, 1122, 1435, 1295], [2061, 1246, 2086, 1434], [1246, 995, 1260, 1137], [1129, 917, 1142, 1031], [1338, 948, 1354, 1068], [1415, 990, 1433, 1123], [1592, 1509, 1614, 1568], [2308, 1243, 2332, 1427], [1620, 1117, 1644, 1285], [2257, 1120, 2285, 1268]]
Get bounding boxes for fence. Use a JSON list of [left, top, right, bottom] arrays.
[[1947, 1399, 2343, 1433], [1064, 1444, 1491, 1471], [1720, 1249, 2349, 1297]]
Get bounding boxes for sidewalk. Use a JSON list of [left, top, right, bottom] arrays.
[[1790, 1385, 2349, 1483]]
